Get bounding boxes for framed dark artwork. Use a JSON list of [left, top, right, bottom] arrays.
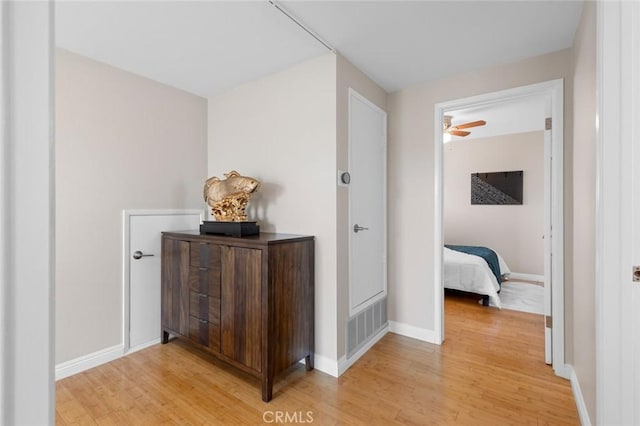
[[471, 170, 523, 205]]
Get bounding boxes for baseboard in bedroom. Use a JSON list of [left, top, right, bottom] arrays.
[[339, 324, 389, 376], [569, 365, 592, 426], [388, 321, 440, 344], [55, 344, 124, 381], [509, 272, 544, 282]]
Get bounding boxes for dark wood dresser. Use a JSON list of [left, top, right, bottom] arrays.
[[160, 230, 314, 402]]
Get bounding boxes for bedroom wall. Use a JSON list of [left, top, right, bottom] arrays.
[[387, 49, 573, 357], [443, 131, 545, 276], [55, 49, 208, 364], [336, 54, 388, 360], [207, 54, 339, 369], [571, 1, 596, 421]]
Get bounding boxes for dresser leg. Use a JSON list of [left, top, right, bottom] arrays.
[[262, 378, 273, 402], [161, 330, 170, 344], [305, 354, 314, 371]]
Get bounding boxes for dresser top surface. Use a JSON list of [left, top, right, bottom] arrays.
[[162, 230, 313, 245]]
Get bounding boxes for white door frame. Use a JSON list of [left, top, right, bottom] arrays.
[[1, 2, 55, 423], [433, 79, 568, 378], [348, 88, 388, 316], [122, 209, 203, 354]]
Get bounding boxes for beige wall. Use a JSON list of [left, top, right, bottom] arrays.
[[444, 131, 544, 275], [55, 49, 208, 363], [387, 49, 573, 350], [207, 54, 339, 362], [335, 55, 387, 359], [207, 53, 387, 363], [571, 1, 596, 421]]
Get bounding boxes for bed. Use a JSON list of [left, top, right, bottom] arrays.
[[443, 245, 511, 308]]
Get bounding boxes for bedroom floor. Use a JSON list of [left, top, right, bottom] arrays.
[[56, 295, 578, 425]]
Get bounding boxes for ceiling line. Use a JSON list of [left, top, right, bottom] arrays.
[[267, 0, 336, 54]]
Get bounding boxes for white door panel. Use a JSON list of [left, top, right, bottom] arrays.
[[127, 211, 201, 352], [543, 97, 552, 364], [633, 1, 640, 417], [349, 89, 387, 315]]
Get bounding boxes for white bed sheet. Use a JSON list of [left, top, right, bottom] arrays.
[[443, 247, 511, 308]]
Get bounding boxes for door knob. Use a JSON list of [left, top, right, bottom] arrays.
[[353, 224, 369, 233], [132, 250, 155, 260]]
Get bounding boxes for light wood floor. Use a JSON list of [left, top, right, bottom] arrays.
[[56, 293, 579, 425]]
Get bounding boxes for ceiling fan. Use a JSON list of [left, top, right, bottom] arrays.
[[443, 115, 487, 137]]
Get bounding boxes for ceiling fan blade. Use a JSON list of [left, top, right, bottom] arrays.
[[451, 120, 486, 130], [448, 130, 471, 137]]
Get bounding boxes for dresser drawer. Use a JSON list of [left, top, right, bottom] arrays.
[[188, 265, 221, 297], [190, 242, 221, 269], [188, 316, 221, 352], [189, 291, 220, 325]]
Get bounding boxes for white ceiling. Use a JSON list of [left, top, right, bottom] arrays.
[[282, 1, 583, 92], [445, 95, 547, 142], [55, 1, 328, 97], [55, 1, 584, 98]]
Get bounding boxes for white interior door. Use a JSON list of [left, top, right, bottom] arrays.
[[632, 3, 640, 417], [126, 210, 202, 352], [543, 98, 552, 364], [349, 89, 387, 315], [597, 2, 640, 422]]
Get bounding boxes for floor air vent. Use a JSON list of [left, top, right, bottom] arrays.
[[347, 298, 387, 358]]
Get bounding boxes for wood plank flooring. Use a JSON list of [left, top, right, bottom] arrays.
[[56, 293, 579, 425]]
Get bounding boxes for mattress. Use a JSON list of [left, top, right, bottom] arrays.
[[443, 247, 511, 308]]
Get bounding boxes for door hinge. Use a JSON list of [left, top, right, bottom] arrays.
[[545, 117, 552, 130], [545, 315, 553, 328]]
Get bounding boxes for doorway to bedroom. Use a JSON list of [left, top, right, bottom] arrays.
[[434, 80, 567, 378]]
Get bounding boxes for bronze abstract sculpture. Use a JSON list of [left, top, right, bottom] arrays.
[[203, 171, 260, 222]]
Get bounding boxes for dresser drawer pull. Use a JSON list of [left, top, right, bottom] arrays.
[[199, 267, 209, 271], [198, 293, 207, 298], [199, 319, 208, 324]]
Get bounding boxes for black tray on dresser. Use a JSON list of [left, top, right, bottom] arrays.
[[199, 220, 259, 237]]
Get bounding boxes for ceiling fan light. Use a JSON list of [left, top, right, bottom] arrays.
[[443, 115, 452, 131]]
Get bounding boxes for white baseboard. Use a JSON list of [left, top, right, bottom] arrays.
[[568, 365, 592, 426], [388, 321, 439, 344], [509, 272, 544, 282], [128, 338, 161, 355], [303, 325, 390, 378], [55, 344, 124, 381], [338, 324, 389, 376], [313, 353, 339, 378], [62, 339, 343, 383], [554, 363, 572, 380]]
